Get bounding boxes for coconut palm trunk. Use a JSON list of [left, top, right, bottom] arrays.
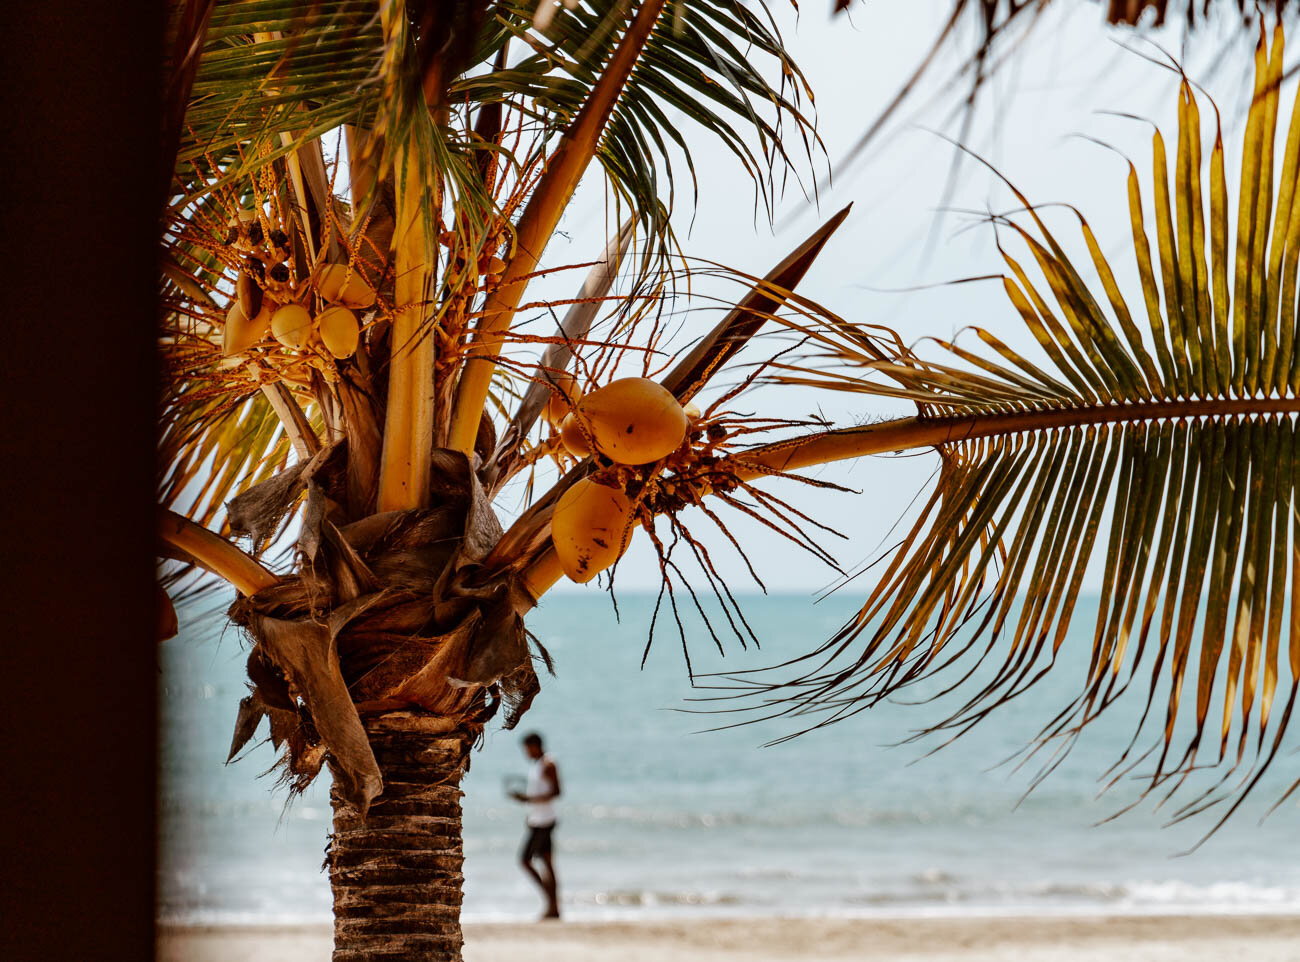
[[328, 712, 474, 962]]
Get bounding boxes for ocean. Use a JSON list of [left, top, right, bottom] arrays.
[[159, 592, 1300, 925]]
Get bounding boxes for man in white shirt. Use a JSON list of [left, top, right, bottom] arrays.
[[512, 731, 562, 919]]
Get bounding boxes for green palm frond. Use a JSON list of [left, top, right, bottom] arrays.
[[454, 0, 818, 258], [174, 0, 815, 237], [173, 1, 383, 201], [735, 26, 1300, 836]]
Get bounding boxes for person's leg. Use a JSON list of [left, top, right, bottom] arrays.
[[519, 830, 545, 894], [537, 851, 560, 918]]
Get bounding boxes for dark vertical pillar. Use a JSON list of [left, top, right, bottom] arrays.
[[0, 3, 160, 959]]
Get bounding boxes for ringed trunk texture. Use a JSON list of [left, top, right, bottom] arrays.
[[328, 712, 475, 961]]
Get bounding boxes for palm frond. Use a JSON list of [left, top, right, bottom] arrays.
[[458, 0, 818, 242], [726, 25, 1300, 837]]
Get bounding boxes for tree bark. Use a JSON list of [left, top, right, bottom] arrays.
[[328, 711, 475, 961]]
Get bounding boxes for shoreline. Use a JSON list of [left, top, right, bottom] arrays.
[[159, 912, 1300, 962], [158, 898, 1300, 926]]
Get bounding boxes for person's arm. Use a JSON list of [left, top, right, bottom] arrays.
[[510, 762, 561, 802], [542, 760, 561, 800]]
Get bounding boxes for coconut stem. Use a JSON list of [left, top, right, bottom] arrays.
[[731, 397, 1300, 480], [159, 510, 278, 596], [376, 130, 437, 512], [445, 0, 669, 456], [259, 379, 320, 460]]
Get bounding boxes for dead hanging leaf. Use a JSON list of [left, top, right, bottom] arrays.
[[455, 586, 528, 687], [340, 508, 463, 593], [225, 443, 547, 804], [299, 469, 380, 606], [226, 440, 344, 556], [235, 608, 382, 814], [428, 448, 502, 563], [227, 689, 265, 762], [247, 647, 294, 710], [226, 460, 308, 553]]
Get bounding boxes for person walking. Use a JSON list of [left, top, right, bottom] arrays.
[[511, 732, 561, 919]]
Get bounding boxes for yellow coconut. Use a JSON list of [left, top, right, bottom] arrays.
[[316, 263, 376, 309], [558, 412, 592, 458], [222, 300, 272, 356], [543, 371, 581, 428], [236, 270, 262, 319], [683, 401, 702, 420], [551, 477, 634, 583], [317, 305, 360, 359], [271, 303, 313, 350], [577, 377, 688, 465]]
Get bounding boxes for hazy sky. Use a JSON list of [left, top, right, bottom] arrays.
[[505, 2, 1267, 600]]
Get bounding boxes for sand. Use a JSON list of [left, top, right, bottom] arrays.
[[158, 913, 1300, 961]]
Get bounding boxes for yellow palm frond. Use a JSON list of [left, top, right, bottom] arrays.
[[718, 25, 1300, 838]]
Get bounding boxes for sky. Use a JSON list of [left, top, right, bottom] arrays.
[[501, 1, 1269, 597]]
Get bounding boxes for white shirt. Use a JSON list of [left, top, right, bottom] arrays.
[[525, 754, 558, 827]]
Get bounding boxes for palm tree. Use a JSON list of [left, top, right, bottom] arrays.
[[159, 3, 1299, 960], [160, 0, 820, 956]]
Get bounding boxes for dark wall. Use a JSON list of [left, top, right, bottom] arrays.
[[0, 4, 159, 959]]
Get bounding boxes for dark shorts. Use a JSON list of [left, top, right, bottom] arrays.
[[521, 823, 555, 861]]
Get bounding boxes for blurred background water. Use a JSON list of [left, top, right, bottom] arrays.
[[159, 592, 1300, 924]]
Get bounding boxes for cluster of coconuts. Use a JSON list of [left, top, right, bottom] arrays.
[[219, 209, 373, 361], [544, 375, 702, 584]]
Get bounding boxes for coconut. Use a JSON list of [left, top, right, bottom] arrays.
[[543, 371, 581, 428], [271, 303, 313, 350], [558, 413, 592, 458], [683, 401, 702, 420], [551, 477, 634, 583], [235, 209, 262, 251], [236, 270, 263, 319], [576, 377, 688, 465], [317, 305, 360, 359], [268, 228, 290, 262], [316, 263, 376, 309], [222, 300, 272, 356]]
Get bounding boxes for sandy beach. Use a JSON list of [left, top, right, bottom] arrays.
[[158, 913, 1300, 961]]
